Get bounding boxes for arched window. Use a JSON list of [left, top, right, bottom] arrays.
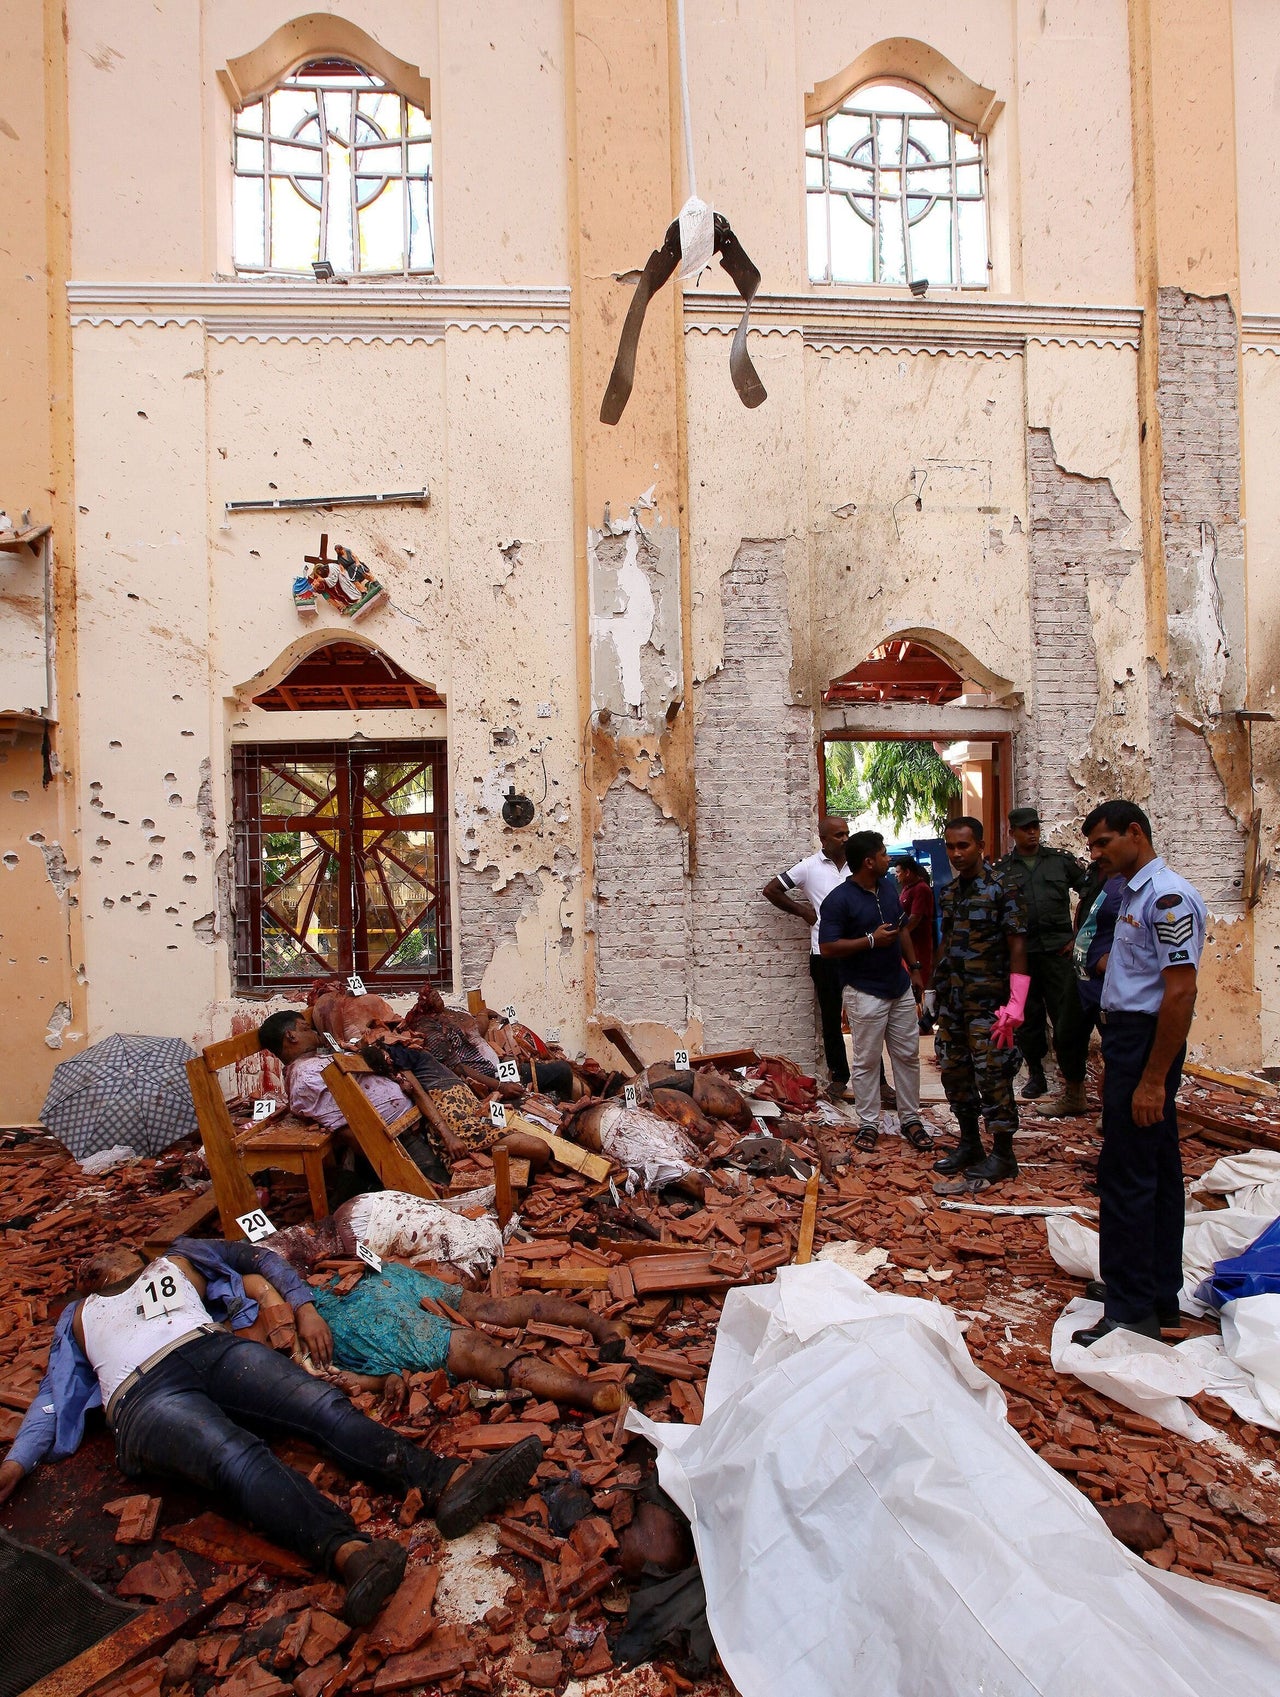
[[805, 80, 987, 290], [233, 58, 433, 276]]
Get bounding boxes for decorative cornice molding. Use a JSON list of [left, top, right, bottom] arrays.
[[66, 280, 1144, 356], [67, 280, 570, 338], [1242, 314, 1280, 357], [684, 290, 1142, 356]]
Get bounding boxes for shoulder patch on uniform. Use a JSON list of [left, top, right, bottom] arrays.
[[1167, 949, 1190, 963], [1155, 913, 1195, 946], [1154, 892, 1184, 910]]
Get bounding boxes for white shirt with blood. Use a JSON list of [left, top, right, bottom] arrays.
[[80, 1257, 213, 1409]]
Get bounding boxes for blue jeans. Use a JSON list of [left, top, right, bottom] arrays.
[[114, 1331, 454, 1572]]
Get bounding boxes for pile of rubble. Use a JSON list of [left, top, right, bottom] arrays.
[[4, 1044, 1280, 1695]]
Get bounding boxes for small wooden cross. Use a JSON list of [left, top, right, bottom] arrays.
[[304, 533, 331, 571]]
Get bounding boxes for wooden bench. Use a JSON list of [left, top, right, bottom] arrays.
[[321, 1053, 439, 1199], [186, 1031, 337, 1236]]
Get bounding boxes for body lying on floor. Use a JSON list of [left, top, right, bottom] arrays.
[[257, 1008, 553, 1179], [0, 1236, 542, 1625], [238, 1229, 632, 1416]]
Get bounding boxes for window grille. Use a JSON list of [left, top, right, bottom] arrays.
[[233, 58, 433, 276], [806, 81, 988, 289], [232, 740, 450, 990]]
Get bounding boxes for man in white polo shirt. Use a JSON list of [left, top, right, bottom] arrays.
[[764, 815, 851, 1100]]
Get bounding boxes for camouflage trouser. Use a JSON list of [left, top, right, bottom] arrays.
[[934, 1003, 1020, 1139]]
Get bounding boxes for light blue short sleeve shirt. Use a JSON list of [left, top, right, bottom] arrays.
[[1100, 856, 1206, 1015]]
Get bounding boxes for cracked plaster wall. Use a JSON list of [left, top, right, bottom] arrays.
[[70, 314, 584, 1054], [1242, 353, 1280, 1061], [0, 736, 85, 1103], [803, 347, 1032, 701]]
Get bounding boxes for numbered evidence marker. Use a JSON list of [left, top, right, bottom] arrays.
[[323, 1031, 344, 1052], [252, 1097, 277, 1122], [138, 1269, 182, 1320], [236, 1208, 277, 1244], [673, 1049, 690, 1070], [355, 1240, 382, 1274], [502, 1004, 517, 1023], [347, 974, 367, 996], [489, 1100, 508, 1130], [623, 1084, 638, 1109], [497, 1059, 520, 1084]]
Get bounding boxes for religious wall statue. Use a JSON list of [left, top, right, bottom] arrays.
[[293, 534, 387, 621]]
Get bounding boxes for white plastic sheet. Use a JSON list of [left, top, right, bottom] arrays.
[[1222, 1293, 1280, 1424], [629, 1266, 1280, 1696], [1045, 1214, 1101, 1279], [1194, 1149, 1280, 1217], [1050, 1300, 1219, 1441], [1043, 1208, 1267, 1314], [1050, 1299, 1280, 1438]]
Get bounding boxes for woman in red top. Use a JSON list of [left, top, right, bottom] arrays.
[[894, 858, 936, 1031]]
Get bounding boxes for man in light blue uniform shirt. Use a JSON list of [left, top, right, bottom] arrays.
[[1071, 800, 1206, 1347]]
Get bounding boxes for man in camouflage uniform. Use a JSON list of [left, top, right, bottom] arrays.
[[926, 817, 1030, 1191]]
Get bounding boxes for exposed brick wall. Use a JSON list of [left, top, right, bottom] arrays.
[[1022, 428, 1139, 834], [593, 781, 690, 1027], [455, 863, 538, 989], [1151, 290, 1246, 910], [1156, 289, 1244, 709], [1146, 696, 1245, 911], [690, 541, 819, 1063]]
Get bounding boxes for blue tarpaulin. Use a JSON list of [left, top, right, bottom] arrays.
[[1196, 1214, 1280, 1308]]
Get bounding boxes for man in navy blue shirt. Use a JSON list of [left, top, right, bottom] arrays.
[[819, 830, 929, 1153]]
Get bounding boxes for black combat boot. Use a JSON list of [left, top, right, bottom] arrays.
[[932, 1112, 985, 1175], [965, 1129, 1018, 1188], [1020, 1062, 1047, 1100]]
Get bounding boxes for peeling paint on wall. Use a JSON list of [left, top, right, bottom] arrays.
[[34, 838, 79, 899], [44, 1000, 72, 1048], [588, 496, 681, 731], [455, 864, 541, 989]]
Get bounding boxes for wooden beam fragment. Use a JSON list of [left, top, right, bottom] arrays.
[[504, 1114, 613, 1182], [795, 1171, 820, 1264]]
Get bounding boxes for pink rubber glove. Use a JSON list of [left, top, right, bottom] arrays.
[[991, 973, 1032, 1049]]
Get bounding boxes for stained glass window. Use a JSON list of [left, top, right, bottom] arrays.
[[233, 58, 433, 276], [233, 741, 450, 989], [806, 81, 988, 289]]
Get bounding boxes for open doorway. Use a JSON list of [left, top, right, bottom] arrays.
[[820, 639, 1010, 869]]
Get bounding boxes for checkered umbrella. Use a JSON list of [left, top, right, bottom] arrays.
[[41, 1033, 198, 1161]]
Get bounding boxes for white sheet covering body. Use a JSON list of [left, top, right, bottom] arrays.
[[629, 1265, 1280, 1697]]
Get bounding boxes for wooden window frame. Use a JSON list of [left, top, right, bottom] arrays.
[[232, 738, 450, 992]]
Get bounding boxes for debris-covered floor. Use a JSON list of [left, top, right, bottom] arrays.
[[5, 1049, 1280, 1696]]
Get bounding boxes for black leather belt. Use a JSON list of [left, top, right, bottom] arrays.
[[106, 1323, 223, 1425]]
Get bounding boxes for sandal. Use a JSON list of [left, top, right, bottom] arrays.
[[899, 1119, 933, 1153], [854, 1126, 879, 1153]]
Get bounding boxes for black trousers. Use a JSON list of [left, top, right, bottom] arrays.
[[1018, 949, 1081, 1078], [115, 1331, 454, 1574], [810, 954, 848, 1084], [1098, 1013, 1186, 1323], [1056, 983, 1101, 1083]]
